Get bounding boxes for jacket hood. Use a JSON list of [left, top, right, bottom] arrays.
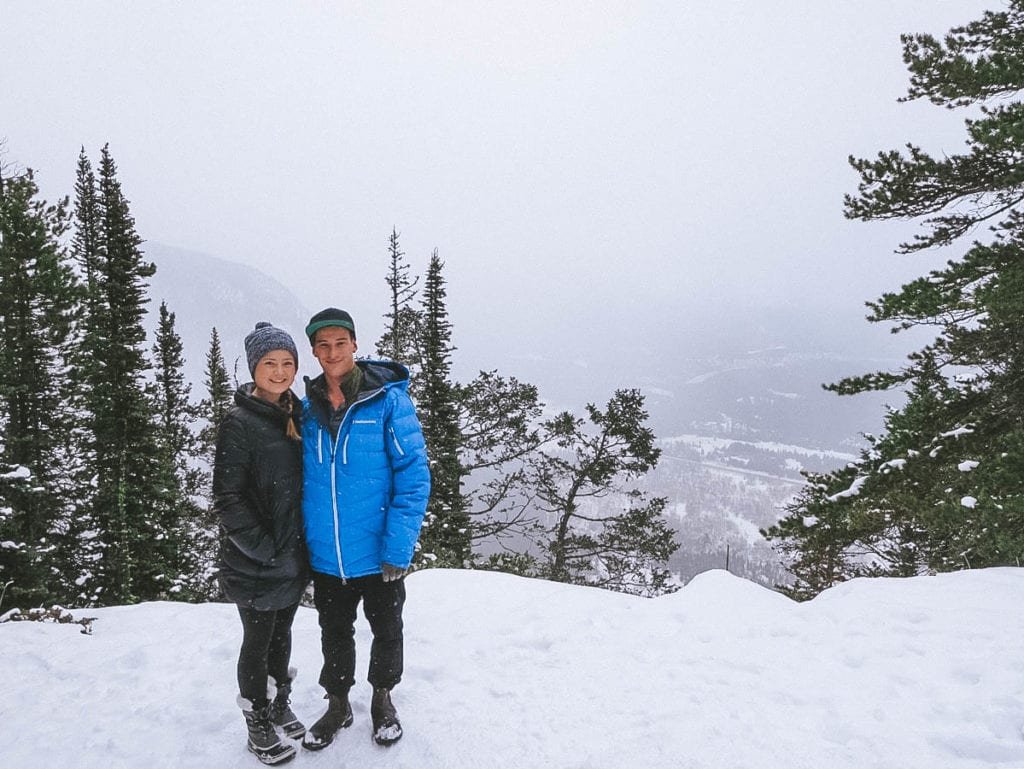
[[303, 359, 411, 402]]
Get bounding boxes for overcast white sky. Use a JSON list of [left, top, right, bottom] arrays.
[[1, 1, 994, 363]]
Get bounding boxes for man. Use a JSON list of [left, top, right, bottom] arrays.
[[299, 307, 431, 751]]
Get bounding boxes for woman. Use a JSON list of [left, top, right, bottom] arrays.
[[214, 321, 308, 766]]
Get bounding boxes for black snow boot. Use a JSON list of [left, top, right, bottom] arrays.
[[371, 686, 403, 746], [269, 675, 306, 740], [240, 697, 296, 765], [301, 690, 353, 751]]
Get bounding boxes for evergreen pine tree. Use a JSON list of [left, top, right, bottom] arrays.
[[152, 302, 195, 462], [762, 465, 862, 601], [72, 148, 101, 314], [198, 327, 232, 465], [192, 326, 232, 598], [0, 165, 81, 607], [61, 150, 105, 603], [416, 250, 470, 567], [78, 145, 175, 605], [150, 301, 211, 598], [531, 389, 678, 596], [767, 3, 1024, 594], [374, 232, 549, 568], [375, 227, 422, 380], [454, 370, 546, 549]]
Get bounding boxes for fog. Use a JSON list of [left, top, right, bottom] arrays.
[[1, 1, 991, 370]]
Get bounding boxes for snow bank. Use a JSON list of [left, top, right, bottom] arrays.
[[1, 568, 1023, 768]]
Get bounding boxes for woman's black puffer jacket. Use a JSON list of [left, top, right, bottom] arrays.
[[214, 384, 309, 610]]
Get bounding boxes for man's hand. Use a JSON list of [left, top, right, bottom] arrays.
[[382, 563, 406, 582]]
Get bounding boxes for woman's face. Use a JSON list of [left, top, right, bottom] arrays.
[[253, 350, 297, 401]]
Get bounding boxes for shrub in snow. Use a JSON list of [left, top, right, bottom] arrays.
[[0, 605, 97, 634]]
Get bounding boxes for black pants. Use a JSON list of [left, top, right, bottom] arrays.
[[236, 603, 299, 703], [313, 571, 406, 696]]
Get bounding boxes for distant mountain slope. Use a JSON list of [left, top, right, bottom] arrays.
[[144, 242, 313, 388], [504, 344, 900, 454]]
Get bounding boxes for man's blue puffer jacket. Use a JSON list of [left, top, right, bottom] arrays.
[[302, 361, 431, 580]]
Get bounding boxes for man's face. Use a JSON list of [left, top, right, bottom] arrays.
[[312, 326, 358, 381]]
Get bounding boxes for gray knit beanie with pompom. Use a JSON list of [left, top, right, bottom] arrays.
[[244, 322, 299, 377]]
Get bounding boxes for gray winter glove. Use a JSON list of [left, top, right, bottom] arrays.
[[381, 563, 406, 582]]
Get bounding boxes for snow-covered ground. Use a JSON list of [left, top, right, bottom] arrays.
[[660, 433, 857, 463], [3, 568, 1023, 769]]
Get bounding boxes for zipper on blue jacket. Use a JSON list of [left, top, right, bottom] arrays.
[[329, 428, 345, 581], [325, 382, 389, 582]]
